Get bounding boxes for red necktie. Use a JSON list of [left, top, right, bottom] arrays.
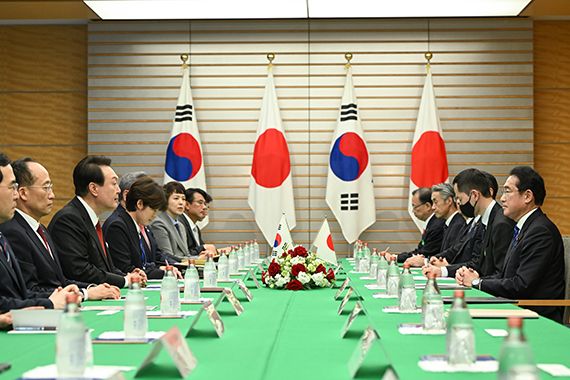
[[37, 226, 54, 260], [139, 224, 151, 249], [95, 222, 107, 256]]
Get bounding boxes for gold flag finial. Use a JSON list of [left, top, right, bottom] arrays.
[[424, 51, 433, 73], [345, 52, 353, 69], [180, 53, 189, 69], [267, 53, 275, 72]]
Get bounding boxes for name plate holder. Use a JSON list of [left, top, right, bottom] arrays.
[[242, 268, 261, 289], [340, 301, 363, 338], [334, 278, 351, 299], [338, 287, 355, 315], [215, 288, 244, 316], [186, 300, 224, 338], [135, 326, 197, 378], [236, 279, 254, 301]]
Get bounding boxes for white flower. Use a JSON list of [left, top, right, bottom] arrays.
[[311, 272, 327, 287], [275, 274, 290, 287], [291, 256, 305, 265], [297, 271, 311, 284]]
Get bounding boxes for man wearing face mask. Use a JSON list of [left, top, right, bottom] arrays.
[[446, 168, 515, 280]]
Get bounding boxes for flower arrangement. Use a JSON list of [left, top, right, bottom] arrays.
[[261, 246, 336, 290]]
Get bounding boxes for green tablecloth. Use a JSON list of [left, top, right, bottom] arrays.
[[1, 260, 569, 379]]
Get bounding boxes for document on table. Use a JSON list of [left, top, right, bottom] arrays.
[[21, 364, 134, 379]]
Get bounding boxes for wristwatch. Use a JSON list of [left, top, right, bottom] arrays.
[[471, 278, 481, 289]]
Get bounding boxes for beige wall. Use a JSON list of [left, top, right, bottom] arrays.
[[0, 25, 87, 222], [534, 20, 570, 235]]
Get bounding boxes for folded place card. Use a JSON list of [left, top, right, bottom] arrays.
[[340, 301, 363, 338], [135, 326, 197, 378], [186, 300, 224, 338], [220, 288, 244, 316], [338, 287, 354, 315], [334, 278, 351, 300], [347, 327, 382, 378], [236, 279, 254, 301], [418, 355, 498, 373]]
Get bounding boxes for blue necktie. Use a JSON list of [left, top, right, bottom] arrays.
[[511, 226, 520, 249]]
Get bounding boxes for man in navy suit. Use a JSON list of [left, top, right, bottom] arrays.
[[0, 153, 72, 313], [459, 166, 565, 323], [0, 158, 120, 300], [49, 156, 145, 288]]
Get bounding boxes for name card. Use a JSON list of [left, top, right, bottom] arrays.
[[236, 279, 253, 301], [136, 326, 197, 378], [337, 287, 354, 315], [340, 301, 363, 338], [186, 300, 224, 338], [334, 278, 351, 300], [347, 327, 380, 378], [243, 269, 261, 288], [221, 288, 244, 316]]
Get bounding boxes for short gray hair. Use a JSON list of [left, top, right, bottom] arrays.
[[119, 171, 146, 194], [431, 182, 455, 201]]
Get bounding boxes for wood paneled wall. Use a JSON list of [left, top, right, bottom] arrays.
[[534, 20, 570, 235], [87, 18, 533, 255], [0, 25, 87, 220]]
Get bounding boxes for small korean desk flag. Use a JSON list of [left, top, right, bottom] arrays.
[[272, 213, 294, 256], [249, 70, 296, 245], [164, 65, 208, 227], [325, 67, 375, 244], [311, 218, 337, 266], [408, 68, 449, 231]]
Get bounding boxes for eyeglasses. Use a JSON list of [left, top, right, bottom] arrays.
[[28, 183, 54, 193], [0, 182, 19, 191], [412, 202, 426, 210], [500, 187, 520, 197]]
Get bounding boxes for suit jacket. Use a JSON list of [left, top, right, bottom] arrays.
[[398, 215, 445, 263], [0, 212, 89, 293], [48, 197, 126, 288], [149, 211, 189, 262], [0, 232, 53, 313], [103, 205, 164, 279], [440, 219, 485, 265], [179, 213, 205, 258], [447, 202, 515, 278], [440, 212, 466, 252], [481, 208, 565, 323]]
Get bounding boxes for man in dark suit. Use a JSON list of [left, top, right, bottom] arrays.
[[448, 169, 515, 280], [405, 183, 465, 267], [0, 153, 71, 313], [104, 176, 180, 279], [48, 156, 144, 288], [394, 187, 445, 263], [102, 171, 146, 234], [0, 158, 120, 300], [459, 166, 566, 322], [179, 188, 218, 259]]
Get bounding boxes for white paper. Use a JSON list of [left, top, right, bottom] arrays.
[[383, 306, 421, 314], [8, 329, 56, 335], [413, 275, 456, 282], [538, 364, 570, 377], [349, 270, 368, 274], [484, 328, 508, 337], [181, 297, 214, 304], [146, 311, 198, 317], [21, 364, 134, 379], [372, 293, 398, 299], [364, 284, 382, 290], [97, 310, 121, 316], [359, 276, 376, 280], [419, 358, 498, 373], [398, 324, 445, 335], [97, 331, 165, 340]]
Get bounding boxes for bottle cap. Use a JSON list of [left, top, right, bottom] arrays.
[[403, 262, 410, 269], [65, 292, 79, 304], [508, 317, 523, 328], [453, 290, 465, 298], [190, 259, 196, 265], [165, 265, 174, 271]]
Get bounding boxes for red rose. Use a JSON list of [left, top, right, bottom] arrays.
[[288, 249, 296, 258], [268, 261, 281, 277], [281, 251, 287, 258], [294, 246, 308, 257], [315, 264, 326, 274], [286, 279, 304, 291], [291, 263, 307, 277], [326, 268, 335, 281]]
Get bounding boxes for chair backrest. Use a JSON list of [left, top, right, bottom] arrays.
[[562, 236, 570, 324]]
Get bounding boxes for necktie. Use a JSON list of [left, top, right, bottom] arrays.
[[95, 222, 107, 256], [174, 222, 182, 237], [138, 232, 147, 267], [193, 226, 200, 244], [0, 233, 12, 267], [139, 224, 150, 248], [511, 226, 521, 249], [37, 226, 55, 260]]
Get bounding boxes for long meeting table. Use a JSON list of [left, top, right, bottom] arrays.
[[1, 259, 569, 379]]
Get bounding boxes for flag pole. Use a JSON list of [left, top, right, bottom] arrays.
[[267, 52, 275, 72], [344, 52, 353, 70]]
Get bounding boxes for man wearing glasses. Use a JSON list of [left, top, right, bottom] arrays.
[[394, 187, 445, 263], [458, 166, 565, 323], [0, 158, 120, 300], [180, 188, 219, 259]]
